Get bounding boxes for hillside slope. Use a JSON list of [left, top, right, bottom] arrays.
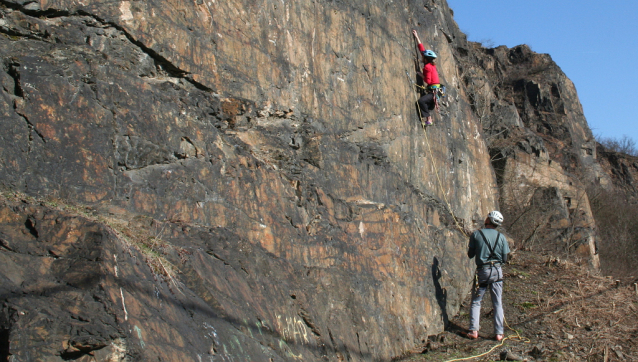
[[397, 250, 638, 361]]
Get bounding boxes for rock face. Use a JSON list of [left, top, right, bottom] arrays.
[[455, 43, 605, 265], [0, 0, 609, 360], [596, 144, 638, 196]]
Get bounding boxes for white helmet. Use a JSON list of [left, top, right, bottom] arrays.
[[487, 211, 503, 226]]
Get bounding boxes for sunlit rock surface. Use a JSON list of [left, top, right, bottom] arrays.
[[0, 0, 607, 360]]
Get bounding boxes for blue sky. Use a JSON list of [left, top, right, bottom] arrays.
[[446, 0, 638, 146]]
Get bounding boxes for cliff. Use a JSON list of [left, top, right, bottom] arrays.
[[454, 43, 606, 264], [0, 0, 609, 360]]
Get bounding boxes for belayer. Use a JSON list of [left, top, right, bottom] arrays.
[[466, 211, 511, 341], [412, 29, 442, 126]]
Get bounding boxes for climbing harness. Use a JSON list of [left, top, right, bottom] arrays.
[[407, 78, 446, 116], [477, 230, 503, 267], [430, 84, 446, 113], [443, 234, 529, 362], [450, 274, 529, 361], [475, 231, 504, 289]]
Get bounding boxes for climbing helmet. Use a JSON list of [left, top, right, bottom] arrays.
[[487, 211, 504, 226], [422, 49, 437, 58]]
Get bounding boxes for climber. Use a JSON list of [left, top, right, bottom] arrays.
[[466, 211, 511, 342], [411, 29, 441, 126]]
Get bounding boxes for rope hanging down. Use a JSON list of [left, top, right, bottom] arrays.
[[409, 36, 530, 362], [406, 66, 466, 238], [408, 34, 466, 237], [442, 317, 531, 362]]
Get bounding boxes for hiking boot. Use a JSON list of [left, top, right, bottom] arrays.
[[466, 330, 478, 339], [495, 334, 504, 342]]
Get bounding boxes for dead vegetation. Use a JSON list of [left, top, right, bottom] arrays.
[[586, 185, 638, 280], [397, 250, 638, 362], [597, 135, 638, 157], [0, 190, 186, 290]]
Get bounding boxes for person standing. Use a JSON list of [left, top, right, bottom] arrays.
[[467, 211, 510, 341], [412, 29, 441, 125]]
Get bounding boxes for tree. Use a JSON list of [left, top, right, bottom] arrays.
[[598, 134, 637, 156]]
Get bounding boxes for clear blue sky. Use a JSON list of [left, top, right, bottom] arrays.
[[446, 0, 638, 145]]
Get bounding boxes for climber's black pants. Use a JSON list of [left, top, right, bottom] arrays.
[[418, 92, 435, 118]]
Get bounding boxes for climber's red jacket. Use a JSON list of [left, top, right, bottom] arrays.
[[418, 43, 440, 86]]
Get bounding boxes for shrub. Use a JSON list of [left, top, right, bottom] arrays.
[[597, 134, 638, 157], [586, 185, 638, 279]]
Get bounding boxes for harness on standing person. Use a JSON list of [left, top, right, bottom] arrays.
[[475, 230, 504, 288]]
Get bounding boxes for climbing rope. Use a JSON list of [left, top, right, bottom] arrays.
[[439, 272, 530, 361], [421, 119, 466, 237], [407, 40, 532, 361], [406, 65, 467, 238], [442, 317, 531, 362]]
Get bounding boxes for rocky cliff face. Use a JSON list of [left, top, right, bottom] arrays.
[[0, 0, 607, 360], [596, 145, 638, 197], [454, 43, 606, 265]]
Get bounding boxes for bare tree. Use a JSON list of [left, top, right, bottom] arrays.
[[598, 134, 638, 156]]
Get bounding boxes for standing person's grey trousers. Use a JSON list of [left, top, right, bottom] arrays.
[[469, 266, 504, 335]]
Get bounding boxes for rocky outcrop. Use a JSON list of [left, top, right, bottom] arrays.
[[455, 43, 604, 264], [596, 144, 638, 197], [0, 0, 609, 360]]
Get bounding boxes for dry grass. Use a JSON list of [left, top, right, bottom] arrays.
[[0, 190, 185, 288], [397, 251, 638, 362]]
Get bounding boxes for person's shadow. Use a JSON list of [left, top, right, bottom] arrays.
[[432, 257, 449, 329]]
